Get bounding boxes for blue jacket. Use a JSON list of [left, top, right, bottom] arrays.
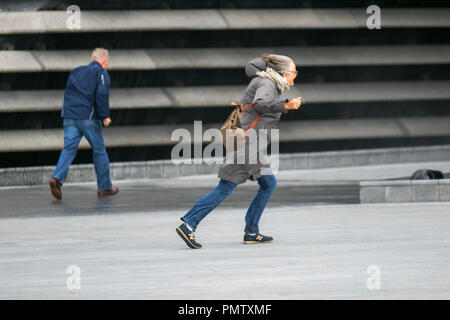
[[61, 61, 110, 120]]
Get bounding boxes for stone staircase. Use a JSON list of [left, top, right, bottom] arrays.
[[0, 0, 449, 168]]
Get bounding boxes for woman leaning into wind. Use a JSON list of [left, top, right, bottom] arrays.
[[176, 54, 301, 249]]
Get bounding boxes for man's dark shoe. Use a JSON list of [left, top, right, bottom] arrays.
[[97, 187, 119, 198], [49, 178, 62, 200], [243, 233, 273, 244], [176, 223, 202, 249]]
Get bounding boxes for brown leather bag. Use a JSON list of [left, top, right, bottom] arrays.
[[220, 100, 262, 151]]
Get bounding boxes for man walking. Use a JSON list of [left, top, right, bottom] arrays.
[[49, 48, 118, 200]]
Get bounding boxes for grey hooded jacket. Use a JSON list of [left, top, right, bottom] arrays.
[[217, 57, 287, 184]]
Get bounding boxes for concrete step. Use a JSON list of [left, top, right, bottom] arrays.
[[360, 179, 450, 203], [1, 81, 449, 113], [0, 88, 172, 112], [2, 45, 450, 73], [1, 116, 450, 152], [1, 144, 450, 186], [1, 9, 449, 34]]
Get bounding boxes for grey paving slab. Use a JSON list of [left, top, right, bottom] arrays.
[[0, 202, 449, 299], [0, 176, 359, 219]]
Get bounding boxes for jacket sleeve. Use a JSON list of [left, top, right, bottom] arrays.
[[95, 71, 110, 119], [252, 80, 286, 114]]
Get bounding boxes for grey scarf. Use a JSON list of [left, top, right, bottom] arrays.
[[256, 67, 290, 92]]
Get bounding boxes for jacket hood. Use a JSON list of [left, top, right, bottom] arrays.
[[245, 57, 267, 78]]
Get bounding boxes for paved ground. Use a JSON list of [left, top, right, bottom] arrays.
[[1, 163, 449, 299], [1, 161, 449, 219], [0, 175, 360, 220], [0, 202, 449, 299]]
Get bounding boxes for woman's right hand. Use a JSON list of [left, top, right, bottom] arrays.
[[284, 97, 302, 110]]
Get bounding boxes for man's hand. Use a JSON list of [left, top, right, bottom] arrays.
[[284, 97, 302, 110], [103, 117, 112, 127]]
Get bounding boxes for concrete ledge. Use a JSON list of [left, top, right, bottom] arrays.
[[1, 117, 450, 152], [360, 179, 450, 203], [3, 45, 450, 73], [2, 81, 449, 113], [1, 9, 449, 34], [0, 88, 172, 112], [33, 50, 156, 71], [1, 145, 450, 187], [0, 51, 42, 72], [0, 10, 227, 34]]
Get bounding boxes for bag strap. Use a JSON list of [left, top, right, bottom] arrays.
[[243, 100, 262, 133], [241, 100, 259, 111], [230, 100, 260, 111], [230, 100, 262, 134], [244, 114, 262, 134]]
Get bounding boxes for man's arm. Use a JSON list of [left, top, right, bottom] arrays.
[[95, 71, 111, 124]]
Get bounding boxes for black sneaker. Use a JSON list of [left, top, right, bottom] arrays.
[[176, 223, 202, 249], [243, 233, 273, 244]]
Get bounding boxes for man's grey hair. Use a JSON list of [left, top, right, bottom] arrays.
[[262, 54, 294, 75], [91, 48, 109, 61]]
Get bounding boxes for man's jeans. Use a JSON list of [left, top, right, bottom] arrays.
[[52, 119, 113, 190], [182, 174, 277, 234]]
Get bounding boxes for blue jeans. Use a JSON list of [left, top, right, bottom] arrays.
[[182, 174, 277, 234], [52, 119, 113, 190]]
